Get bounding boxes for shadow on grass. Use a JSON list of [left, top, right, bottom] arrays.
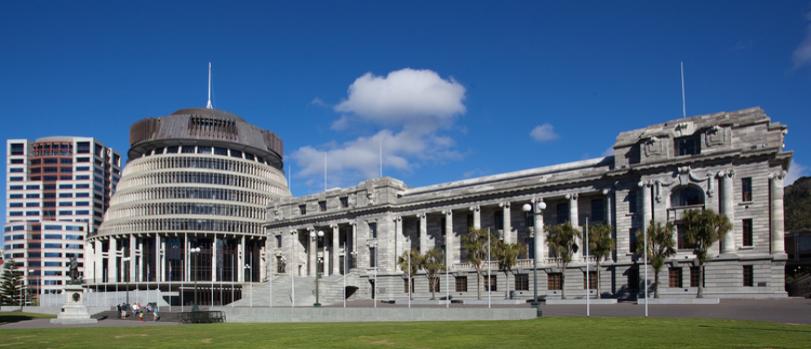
[[0, 312, 54, 325], [697, 324, 811, 334]]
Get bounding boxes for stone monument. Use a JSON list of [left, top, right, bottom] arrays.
[[50, 256, 98, 324]]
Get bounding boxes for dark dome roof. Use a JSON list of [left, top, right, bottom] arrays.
[[170, 108, 246, 122], [128, 107, 284, 169]]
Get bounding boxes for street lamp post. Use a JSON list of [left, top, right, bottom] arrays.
[[523, 200, 546, 315], [310, 230, 325, 307], [190, 247, 201, 311], [244, 263, 252, 308]]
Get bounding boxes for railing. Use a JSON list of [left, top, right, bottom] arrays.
[[180, 310, 225, 324], [667, 204, 705, 222]]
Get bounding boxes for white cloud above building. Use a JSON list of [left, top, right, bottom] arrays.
[[293, 68, 466, 190]]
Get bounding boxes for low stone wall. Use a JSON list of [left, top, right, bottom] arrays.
[[0, 305, 110, 315], [213, 307, 539, 323]]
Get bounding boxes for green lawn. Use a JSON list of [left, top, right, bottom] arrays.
[[0, 311, 54, 325], [1, 317, 810, 348]]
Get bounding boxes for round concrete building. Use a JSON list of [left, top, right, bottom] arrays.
[[87, 107, 289, 306]]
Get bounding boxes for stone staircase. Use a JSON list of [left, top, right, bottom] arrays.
[[230, 273, 364, 307]]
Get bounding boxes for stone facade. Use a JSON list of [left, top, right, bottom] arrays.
[[266, 107, 791, 302]]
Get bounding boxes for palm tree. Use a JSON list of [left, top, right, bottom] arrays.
[[462, 227, 491, 300], [546, 223, 579, 299], [636, 221, 677, 298], [588, 223, 614, 299], [398, 249, 422, 299], [682, 209, 732, 298], [493, 240, 527, 299], [421, 248, 445, 300]]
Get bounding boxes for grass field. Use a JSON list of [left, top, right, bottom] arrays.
[[1, 316, 810, 348]]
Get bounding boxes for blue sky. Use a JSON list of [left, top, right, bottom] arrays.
[[1, 0, 810, 208]]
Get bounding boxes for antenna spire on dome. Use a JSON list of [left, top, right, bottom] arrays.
[[206, 62, 213, 109]]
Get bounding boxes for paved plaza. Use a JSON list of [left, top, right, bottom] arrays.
[[2, 298, 809, 329]]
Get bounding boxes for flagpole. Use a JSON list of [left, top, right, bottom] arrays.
[[680, 61, 687, 117], [487, 228, 491, 309], [585, 216, 590, 317]]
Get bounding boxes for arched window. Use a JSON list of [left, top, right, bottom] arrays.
[[670, 185, 705, 208]]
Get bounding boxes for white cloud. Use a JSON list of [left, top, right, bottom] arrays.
[[293, 68, 466, 191], [292, 129, 460, 188], [330, 115, 351, 131], [335, 68, 465, 129], [792, 11, 811, 69], [785, 160, 808, 186], [530, 123, 558, 142]]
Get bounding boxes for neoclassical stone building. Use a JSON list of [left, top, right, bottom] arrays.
[[266, 107, 790, 302]]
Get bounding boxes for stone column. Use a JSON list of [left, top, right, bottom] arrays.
[[137, 238, 143, 282], [639, 181, 652, 239], [534, 200, 546, 264], [158, 233, 163, 282], [332, 224, 340, 275], [211, 235, 217, 282], [108, 237, 118, 283], [394, 216, 404, 272], [418, 213, 428, 254], [307, 229, 316, 277], [719, 170, 736, 254], [444, 210, 455, 266], [184, 234, 189, 282], [770, 171, 786, 254], [94, 239, 103, 283], [471, 205, 481, 229], [239, 235, 246, 282], [501, 202, 513, 243], [350, 223, 357, 270], [567, 193, 581, 260], [129, 235, 136, 283], [160, 237, 166, 282]]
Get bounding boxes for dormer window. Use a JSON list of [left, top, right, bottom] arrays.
[[674, 135, 701, 156]]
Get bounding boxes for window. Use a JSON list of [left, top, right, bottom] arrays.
[[583, 271, 597, 289], [515, 274, 529, 291], [10, 143, 25, 155], [369, 222, 378, 239], [298, 204, 307, 215], [741, 177, 752, 202], [494, 211, 504, 231], [76, 141, 90, 154], [484, 275, 497, 291], [318, 200, 327, 212], [677, 224, 695, 250], [429, 276, 440, 293], [590, 199, 605, 222], [548, 273, 563, 290], [403, 278, 414, 293], [369, 247, 376, 268], [455, 276, 468, 292], [742, 219, 753, 247], [627, 266, 639, 291], [276, 256, 285, 273], [556, 203, 569, 224], [690, 266, 703, 288], [275, 235, 283, 248], [629, 228, 639, 254], [339, 196, 349, 208], [669, 268, 683, 288], [674, 135, 701, 156], [743, 266, 753, 287]]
